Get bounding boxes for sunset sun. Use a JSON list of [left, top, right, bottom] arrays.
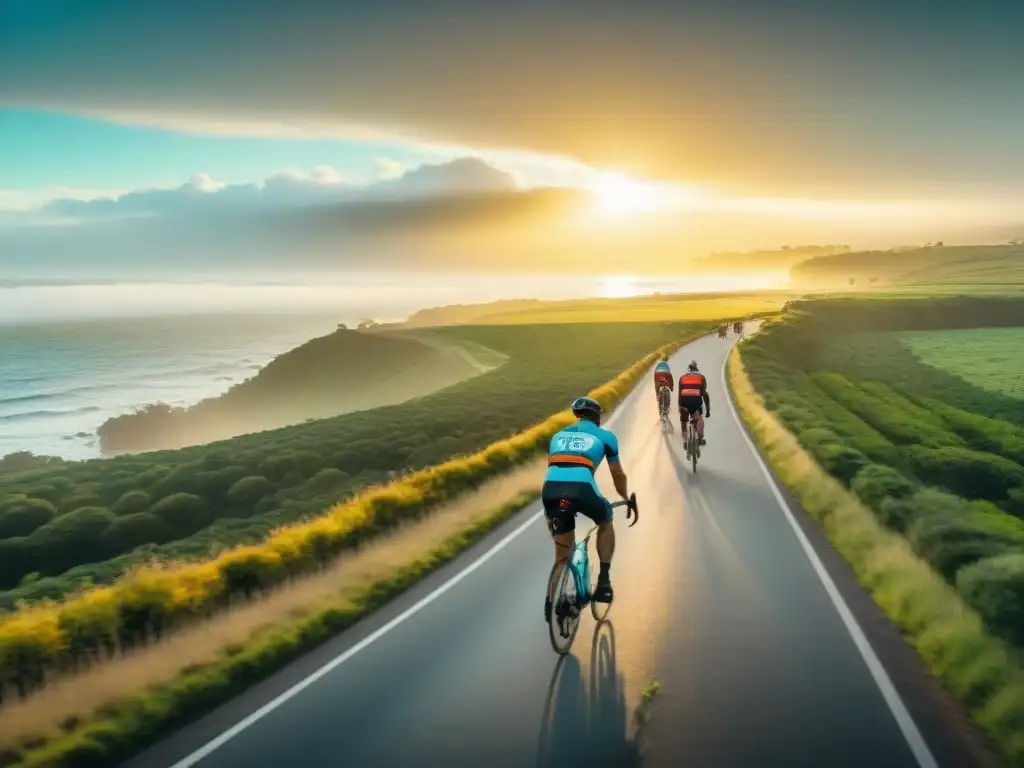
[[589, 172, 665, 216], [587, 171, 702, 218]]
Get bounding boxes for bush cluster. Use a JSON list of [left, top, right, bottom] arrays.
[[742, 301, 1024, 650]]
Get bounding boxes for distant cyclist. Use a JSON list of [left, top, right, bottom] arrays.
[[542, 397, 630, 621], [678, 360, 711, 446], [653, 355, 673, 404]]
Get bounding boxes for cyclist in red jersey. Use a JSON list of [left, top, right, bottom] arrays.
[[678, 360, 711, 445]]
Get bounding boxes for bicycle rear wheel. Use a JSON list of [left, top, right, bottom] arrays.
[[547, 561, 582, 654], [689, 426, 698, 473]]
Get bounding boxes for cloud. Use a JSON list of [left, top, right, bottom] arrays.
[[376, 158, 406, 180], [5, 2, 1024, 197], [25, 157, 517, 223]]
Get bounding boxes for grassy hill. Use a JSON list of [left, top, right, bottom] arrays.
[[97, 328, 489, 454], [897, 248, 1024, 289], [690, 244, 848, 273], [789, 243, 1024, 290], [397, 290, 794, 328]]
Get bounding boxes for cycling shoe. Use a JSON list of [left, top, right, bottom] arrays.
[[593, 576, 614, 604]]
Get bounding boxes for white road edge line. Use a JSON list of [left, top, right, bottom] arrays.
[[720, 344, 940, 768], [166, 343, 660, 767]]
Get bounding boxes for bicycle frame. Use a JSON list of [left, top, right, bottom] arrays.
[[568, 525, 599, 604]]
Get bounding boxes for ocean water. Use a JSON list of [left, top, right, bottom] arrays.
[[0, 271, 783, 460], [0, 314, 342, 460]]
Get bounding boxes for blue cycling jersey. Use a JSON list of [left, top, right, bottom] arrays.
[[545, 419, 621, 491], [654, 361, 672, 375]]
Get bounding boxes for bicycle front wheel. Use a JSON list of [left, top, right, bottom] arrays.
[[548, 561, 582, 655], [590, 575, 612, 622]]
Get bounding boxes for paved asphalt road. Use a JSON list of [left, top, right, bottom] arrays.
[[129, 332, 996, 768]]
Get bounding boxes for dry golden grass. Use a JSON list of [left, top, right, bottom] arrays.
[[0, 460, 545, 750]]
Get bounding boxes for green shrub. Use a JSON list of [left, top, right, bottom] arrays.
[[818, 445, 870, 484], [0, 538, 35, 590], [811, 373, 963, 450], [850, 464, 916, 513], [226, 476, 276, 509], [304, 468, 348, 494], [201, 448, 233, 469], [916, 396, 1024, 465], [101, 513, 174, 554], [1006, 486, 1024, 518], [58, 491, 104, 513], [903, 445, 1024, 502], [193, 466, 249, 500], [149, 493, 212, 537], [957, 553, 1024, 647], [795, 428, 870, 484], [112, 490, 151, 516], [0, 498, 57, 538], [908, 512, 1023, 582], [26, 507, 117, 580]]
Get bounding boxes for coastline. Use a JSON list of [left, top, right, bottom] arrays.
[[0, 312, 343, 461]]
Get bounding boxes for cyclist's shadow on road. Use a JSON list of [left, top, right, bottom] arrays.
[[661, 428, 705, 486], [534, 620, 631, 767]]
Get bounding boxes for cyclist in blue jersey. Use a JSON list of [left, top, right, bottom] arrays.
[[653, 355, 673, 404], [542, 396, 630, 622]]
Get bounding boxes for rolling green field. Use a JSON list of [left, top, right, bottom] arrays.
[[898, 328, 1024, 400], [0, 321, 699, 607], [817, 331, 1024, 427], [743, 296, 1024, 656], [789, 243, 1024, 292], [898, 249, 1024, 289]]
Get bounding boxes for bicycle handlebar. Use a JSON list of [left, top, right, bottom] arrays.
[[610, 492, 639, 527]]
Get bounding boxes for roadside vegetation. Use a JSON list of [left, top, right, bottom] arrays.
[[737, 295, 1024, 761], [0, 322, 703, 768], [729, 346, 1024, 766], [743, 296, 1024, 647], [0, 321, 698, 605]]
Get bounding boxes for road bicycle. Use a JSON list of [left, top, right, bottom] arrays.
[[657, 386, 672, 428], [546, 493, 639, 655], [683, 410, 701, 473]]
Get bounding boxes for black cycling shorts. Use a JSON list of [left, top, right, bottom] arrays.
[[542, 480, 613, 535], [678, 395, 705, 416]]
